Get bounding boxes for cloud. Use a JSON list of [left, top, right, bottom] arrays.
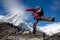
[[38, 22, 60, 36], [2, 0, 29, 21], [50, 0, 60, 11]]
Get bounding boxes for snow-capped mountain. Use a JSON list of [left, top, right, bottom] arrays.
[[0, 13, 33, 32], [0, 13, 60, 36]]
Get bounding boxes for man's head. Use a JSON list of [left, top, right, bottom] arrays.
[[35, 6, 41, 11]]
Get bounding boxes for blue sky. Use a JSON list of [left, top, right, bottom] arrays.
[[0, 0, 60, 26]]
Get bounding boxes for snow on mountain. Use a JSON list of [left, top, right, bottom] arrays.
[[37, 22, 60, 36]]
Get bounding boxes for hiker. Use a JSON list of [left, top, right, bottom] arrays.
[[26, 6, 55, 35]]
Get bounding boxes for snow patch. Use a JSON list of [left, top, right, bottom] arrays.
[[38, 22, 60, 36]]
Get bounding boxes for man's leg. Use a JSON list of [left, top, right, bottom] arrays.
[[33, 20, 38, 35], [39, 16, 55, 22]]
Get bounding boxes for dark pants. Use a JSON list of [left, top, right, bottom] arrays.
[[33, 16, 55, 34]]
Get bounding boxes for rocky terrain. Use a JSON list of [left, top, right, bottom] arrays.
[[0, 22, 60, 40]]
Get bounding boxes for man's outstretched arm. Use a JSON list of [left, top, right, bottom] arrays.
[[26, 8, 35, 11]]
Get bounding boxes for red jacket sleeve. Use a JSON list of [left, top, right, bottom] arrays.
[[26, 8, 35, 11]]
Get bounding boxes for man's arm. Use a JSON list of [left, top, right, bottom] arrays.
[[26, 8, 35, 11]]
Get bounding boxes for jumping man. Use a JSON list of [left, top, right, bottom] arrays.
[[26, 6, 55, 35]]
